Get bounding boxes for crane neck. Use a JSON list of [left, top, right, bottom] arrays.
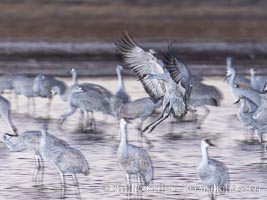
[[229, 68, 237, 86], [201, 145, 209, 165], [119, 121, 128, 154], [250, 70, 256, 84], [40, 129, 47, 143], [71, 70, 77, 85], [116, 67, 125, 91]]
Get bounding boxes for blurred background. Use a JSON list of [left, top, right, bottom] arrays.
[[0, 0, 266, 76]]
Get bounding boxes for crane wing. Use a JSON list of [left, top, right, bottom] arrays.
[[115, 32, 165, 100], [163, 42, 192, 91]]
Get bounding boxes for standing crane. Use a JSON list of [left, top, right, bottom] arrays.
[[117, 118, 153, 190], [39, 124, 89, 198]]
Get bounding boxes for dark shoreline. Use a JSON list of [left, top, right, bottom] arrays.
[[0, 41, 266, 76]]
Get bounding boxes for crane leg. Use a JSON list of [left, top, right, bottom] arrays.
[[32, 98, 36, 116], [142, 102, 170, 133], [27, 97, 31, 116], [46, 98, 52, 118], [148, 112, 170, 133], [125, 173, 131, 193], [59, 106, 77, 126], [1, 109, 17, 135], [196, 106, 210, 129], [88, 111, 96, 131], [72, 174, 81, 200], [84, 111, 89, 130], [33, 154, 44, 184], [59, 172, 66, 199]]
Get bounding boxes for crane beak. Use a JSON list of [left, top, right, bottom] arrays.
[[124, 118, 132, 124], [233, 99, 240, 104], [5, 132, 18, 137], [223, 75, 230, 82], [50, 89, 57, 96], [204, 139, 217, 147]]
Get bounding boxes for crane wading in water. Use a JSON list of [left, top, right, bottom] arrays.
[[39, 124, 89, 198]]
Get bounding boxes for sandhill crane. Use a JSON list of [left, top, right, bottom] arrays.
[[226, 57, 250, 86], [33, 74, 67, 116], [250, 68, 267, 92], [253, 93, 267, 124], [0, 74, 16, 94], [39, 124, 89, 198], [118, 97, 161, 132], [234, 95, 267, 145], [115, 65, 131, 104], [116, 33, 191, 133], [1, 129, 73, 184], [12, 75, 38, 114], [117, 118, 153, 190], [0, 96, 17, 135], [58, 85, 111, 131], [198, 139, 229, 200], [66, 68, 115, 119], [1, 131, 43, 183], [189, 82, 223, 128], [226, 66, 260, 106]]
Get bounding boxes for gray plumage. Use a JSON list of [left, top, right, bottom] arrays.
[[2, 131, 41, 153], [1, 131, 43, 183], [226, 66, 260, 106], [235, 96, 267, 143], [0, 96, 17, 135], [0, 74, 28, 93], [253, 93, 267, 124], [1, 130, 72, 183], [115, 33, 189, 132], [115, 65, 131, 104], [119, 97, 161, 131], [117, 119, 153, 186], [33, 74, 67, 98], [198, 139, 228, 200], [226, 57, 250, 86], [33, 74, 67, 116], [250, 68, 267, 92], [59, 85, 111, 130], [189, 82, 223, 128], [12, 75, 38, 114], [39, 124, 89, 197]]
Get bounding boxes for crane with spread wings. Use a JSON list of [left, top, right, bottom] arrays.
[[115, 32, 192, 133]]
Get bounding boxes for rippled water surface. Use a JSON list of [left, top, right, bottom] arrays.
[[0, 77, 266, 200]]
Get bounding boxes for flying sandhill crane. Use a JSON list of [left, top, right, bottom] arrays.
[[115, 33, 191, 133]]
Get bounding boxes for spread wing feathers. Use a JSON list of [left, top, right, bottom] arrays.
[[115, 32, 165, 100], [163, 41, 192, 91]]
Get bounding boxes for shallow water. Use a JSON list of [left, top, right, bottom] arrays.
[[0, 77, 266, 200]]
